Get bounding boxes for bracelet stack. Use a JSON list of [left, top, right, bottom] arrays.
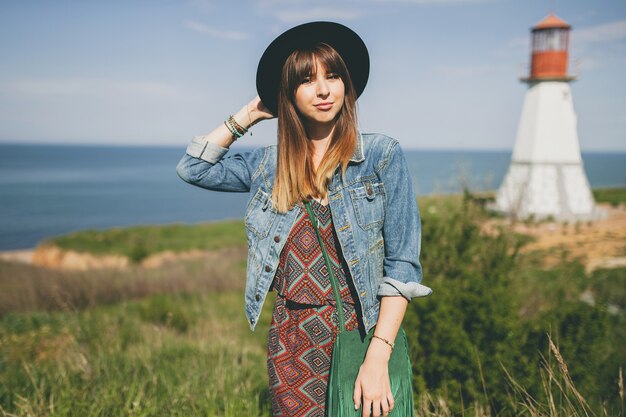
[[372, 334, 395, 351], [224, 115, 248, 140]]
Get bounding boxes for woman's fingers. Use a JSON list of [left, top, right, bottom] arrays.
[[362, 399, 372, 417], [251, 95, 275, 119], [355, 365, 395, 417], [382, 398, 390, 416], [373, 400, 382, 417], [353, 380, 362, 410], [387, 390, 395, 414]]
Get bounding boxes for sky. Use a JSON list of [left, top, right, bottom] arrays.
[[0, 0, 625, 151]]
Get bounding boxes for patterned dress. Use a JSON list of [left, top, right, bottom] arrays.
[[267, 199, 362, 417]]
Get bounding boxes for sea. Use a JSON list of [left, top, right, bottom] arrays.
[[0, 143, 624, 251]]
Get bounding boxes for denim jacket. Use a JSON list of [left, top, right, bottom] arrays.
[[176, 132, 432, 333]]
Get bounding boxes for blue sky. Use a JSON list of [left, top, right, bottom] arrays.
[[0, 0, 624, 151]]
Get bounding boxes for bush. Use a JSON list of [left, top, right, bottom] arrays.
[[407, 193, 625, 414], [407, 193, 525, 412]]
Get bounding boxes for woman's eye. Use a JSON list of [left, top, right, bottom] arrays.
[[301, 76, 312, 84], [327, 73, 340, 79]]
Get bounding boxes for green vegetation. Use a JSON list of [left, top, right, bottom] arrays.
[[43, 220, 247, 263], [1, 191, 624, 416], [407, 193, 625, 415], [0, 292, 274, 416], [40, 187, 626, 264], [0, 247, 247, 316], [592, 186, 626, 206]]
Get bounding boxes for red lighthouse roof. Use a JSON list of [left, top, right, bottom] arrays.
[[533, 13, 571, 30]]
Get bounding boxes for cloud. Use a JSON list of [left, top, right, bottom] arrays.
[[271, 7, 365, 23], [184, 21, 249, 40], [1, 77, 186, 99], [573, 19, 626, 45]]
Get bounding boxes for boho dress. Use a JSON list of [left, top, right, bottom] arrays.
[[267, 199, 362, 417]]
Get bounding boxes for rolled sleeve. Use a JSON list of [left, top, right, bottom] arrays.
[[376, 139, 432, 301], [185, 135, 229, 164], [378, 278, 433, 301], [176, 135, 268, 193]]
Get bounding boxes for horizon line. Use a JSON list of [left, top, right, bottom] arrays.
[[1, 140, 625, 154]]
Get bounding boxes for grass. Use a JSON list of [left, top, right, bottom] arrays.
[[0, 247, 247, 317], [1, 191, 624, 416], [2, 287, 621, 417], [41, 220, 247, 263], [0, 291, 275, 417], [36, 186, 625, 266], [592, 187, 626, 207]]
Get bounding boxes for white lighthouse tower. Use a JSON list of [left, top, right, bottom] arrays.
[[495, 13, 601, 221]]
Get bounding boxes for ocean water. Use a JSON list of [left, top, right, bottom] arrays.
[[0, 143, 624, 250]]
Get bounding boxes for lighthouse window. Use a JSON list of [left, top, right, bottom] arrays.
[[544, 30, 556, 50], [533, 29, 567, 51]]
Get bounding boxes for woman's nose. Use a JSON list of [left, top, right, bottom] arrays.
[[316, 78, 329, 96]]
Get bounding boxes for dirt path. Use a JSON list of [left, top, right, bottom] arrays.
[[483, 203, 626, 272]]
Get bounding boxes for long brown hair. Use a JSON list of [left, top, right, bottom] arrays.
[[271, 42, 358, 213]]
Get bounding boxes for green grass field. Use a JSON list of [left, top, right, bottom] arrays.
[[1, 290, 276, 416], [42, 220, 247, 263], [1, 190, 624, 416]]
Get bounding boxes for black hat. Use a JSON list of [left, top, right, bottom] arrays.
[[256, 21, 370, 115]]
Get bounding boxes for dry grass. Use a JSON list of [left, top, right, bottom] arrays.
[[0, 246, 247, 317], [502, 334, 623, 417], [481, 203, 626, 272]]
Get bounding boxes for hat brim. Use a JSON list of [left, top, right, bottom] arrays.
[[256, 21, 369, 115]]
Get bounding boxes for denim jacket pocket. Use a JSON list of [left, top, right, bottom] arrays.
[[349, 181, 386, 230], [245, 188, 277, 239]]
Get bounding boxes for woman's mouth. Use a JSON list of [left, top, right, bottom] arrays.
[[314, 102, 333, 111]]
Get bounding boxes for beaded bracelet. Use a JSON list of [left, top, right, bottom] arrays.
[[372, 334, 395, 351], [224, 119, 242, 140], [228, 115, 248, 136], [224, 115, 249, 140]]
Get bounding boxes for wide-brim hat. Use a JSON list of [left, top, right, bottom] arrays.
[[256, 21, 370, 115]]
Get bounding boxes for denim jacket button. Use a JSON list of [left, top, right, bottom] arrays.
[[273, 235, 280, 243], [255, 294, 261, 301], [265, 265, 271, 272]]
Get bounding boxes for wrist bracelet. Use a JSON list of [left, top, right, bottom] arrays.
[[228, 115, 248, 135], [224, 119, 242, 140], [372, 334, 394, 351]]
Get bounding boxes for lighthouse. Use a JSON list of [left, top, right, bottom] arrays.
[[494, 13, 602, 221]]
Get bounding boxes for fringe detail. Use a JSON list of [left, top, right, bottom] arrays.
[[327, 351, 414, 416]]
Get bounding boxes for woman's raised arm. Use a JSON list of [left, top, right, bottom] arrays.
[[176, 96, 274, 192], [200, 96, 274, 149]]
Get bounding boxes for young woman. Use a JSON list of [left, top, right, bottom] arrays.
[[176, 21, 432, 417]]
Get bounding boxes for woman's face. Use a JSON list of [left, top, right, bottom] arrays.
[[294, 58, 345, 129]]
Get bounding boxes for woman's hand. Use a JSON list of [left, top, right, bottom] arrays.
[[231, 96, 274, 135], [353, 341, 394, 417], [247, 95, 275, 122]]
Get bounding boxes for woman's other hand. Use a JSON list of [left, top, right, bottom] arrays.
[[246, 95, 275, 123], [353, 343, 394, 417], [231, 96, 274, 136]]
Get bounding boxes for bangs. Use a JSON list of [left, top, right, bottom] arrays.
[[283, 43, 351, 95]]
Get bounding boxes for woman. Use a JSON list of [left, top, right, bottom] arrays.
[[176, 21, 432, 417]]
